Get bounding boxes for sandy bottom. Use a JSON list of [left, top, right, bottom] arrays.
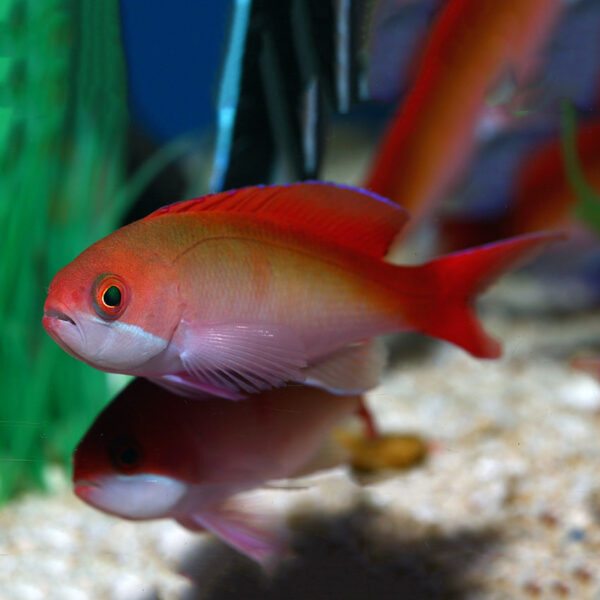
[[2, 282, 600, 599]]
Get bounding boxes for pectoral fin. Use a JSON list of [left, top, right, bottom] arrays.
[[151, 373, 243, 399], [180, 322, 308, 397]]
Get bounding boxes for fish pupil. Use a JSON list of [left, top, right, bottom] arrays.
[[103, 285, 121, 307], [119, 446, 139, 466], [110, 437, 143, 472]]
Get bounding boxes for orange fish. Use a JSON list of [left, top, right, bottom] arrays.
[[73, 378, 362, 566], [364, 0, 561, 234], [43, 182, 560, 399]]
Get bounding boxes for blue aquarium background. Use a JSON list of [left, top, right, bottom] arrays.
[[119, 1, 229, 142]]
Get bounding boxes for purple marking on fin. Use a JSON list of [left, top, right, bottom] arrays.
[[150, 180, 405, 218], [152, 373, 247, 400], [286, 180, 405, 211]]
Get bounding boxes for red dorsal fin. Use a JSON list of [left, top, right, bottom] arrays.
[[146, 181, 409, 259]]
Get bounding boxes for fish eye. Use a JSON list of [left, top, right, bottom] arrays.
[[103, 285, 121, 307], [93, 274, 127, 320], [109, 437, 143, 473]]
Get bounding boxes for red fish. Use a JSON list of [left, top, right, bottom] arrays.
[[43, 182, 560, 400], [364, 0, 561, 234], [73, 378, 362, 566], [440, 116, 600, 252], [572, 355, 600, 381], [510, 116, 600, 235]]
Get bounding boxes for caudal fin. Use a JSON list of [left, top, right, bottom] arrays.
[[400, 231, 565, 358]]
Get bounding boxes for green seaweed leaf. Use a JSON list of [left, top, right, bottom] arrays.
[[0, 0, 129, 502], [560, 99, 600, 234]]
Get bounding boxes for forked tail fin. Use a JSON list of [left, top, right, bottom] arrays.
[[400, 231, 565, 358]]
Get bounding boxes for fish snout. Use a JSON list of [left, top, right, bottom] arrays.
[[43, 305, 77, 329], [42, 303, 85, 357], [73, 478, 101, 502]]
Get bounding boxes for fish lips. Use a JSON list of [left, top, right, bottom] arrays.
[[73, 477, 123, 518], [73, 478, 101, 502], [73, 476, 116, 516], [42, 304, 85, 359]]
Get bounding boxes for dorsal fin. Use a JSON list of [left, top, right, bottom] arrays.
[[147, 181, 409, 259]]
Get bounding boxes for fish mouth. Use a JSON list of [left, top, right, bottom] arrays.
[[73, 478, 101, 501], [43, 307, 76, 326], [42, 304, 85, 356], [74, 478, 100, 489]]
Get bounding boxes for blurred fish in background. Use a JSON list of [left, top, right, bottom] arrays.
[[439, 115, 600, 246], [208, 0, 600, 258], [361, 0, 600, 312], [438, 0, 600, 250], [363, 0, 564, 244], [436, 2, 600, 306], [209, 0, 367, 192]]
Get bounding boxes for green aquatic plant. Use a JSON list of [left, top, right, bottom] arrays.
[[560, 99, 600, 234], [0, 0, 129, 501]]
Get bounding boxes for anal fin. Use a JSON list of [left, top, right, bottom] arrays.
[[185, 496, 290, 569]]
